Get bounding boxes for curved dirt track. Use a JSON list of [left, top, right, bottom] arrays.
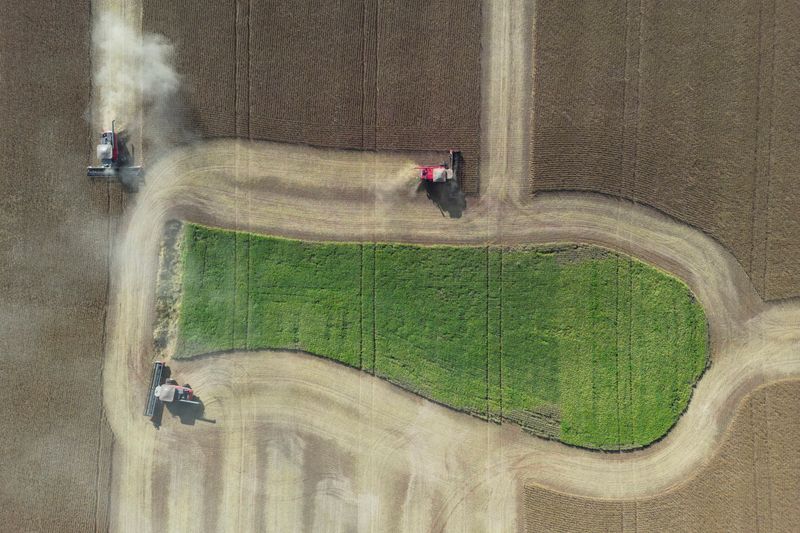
[[98, 1, 800, 531], [104, 139, 800, 532]]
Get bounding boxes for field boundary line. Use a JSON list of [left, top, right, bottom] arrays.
[[760, 0, 778, 297]]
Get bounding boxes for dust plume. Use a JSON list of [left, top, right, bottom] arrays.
[[92, 12, 177, 125], [91, 11, 195, 156]]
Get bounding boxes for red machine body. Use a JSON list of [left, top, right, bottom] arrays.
[[417, 150, 462, 183]]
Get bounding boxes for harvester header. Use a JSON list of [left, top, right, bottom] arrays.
[[144, 361, 198, 418]]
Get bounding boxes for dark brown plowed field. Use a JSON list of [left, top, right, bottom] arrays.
[[0, 1, 114, 531], [524, 379, 800, 532], [531, 0, 800, 300], [375, 1, 482, 192], [143, 0, 482, 193]]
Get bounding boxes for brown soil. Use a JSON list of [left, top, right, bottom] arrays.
[[524, 379, 800, 533], [0, 1, 114, 531], [142, 0, 482, 193], [531, 0, 800, 301]]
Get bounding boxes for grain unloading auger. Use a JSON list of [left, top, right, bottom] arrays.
[[87, 120, 143, 192], [144, 361, 198, 418]]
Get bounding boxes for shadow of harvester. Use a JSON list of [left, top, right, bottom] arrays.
[[420, 179, 466, 218], [163, 392, 215, 426]]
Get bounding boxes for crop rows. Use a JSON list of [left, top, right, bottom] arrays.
[[174, 225, 707, 449], [143, 0, 482, 193], [530, 0, 800, 300]]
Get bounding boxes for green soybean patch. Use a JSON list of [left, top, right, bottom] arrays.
[[172, 224, 708, 449]]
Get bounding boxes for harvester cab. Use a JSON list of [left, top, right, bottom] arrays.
[[87, 120, 143, 192], [417, 150, 463, 183]]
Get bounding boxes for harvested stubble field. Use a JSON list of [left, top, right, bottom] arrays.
[[0, 1, 114, 531], [525, 378, 800, 532], [142, 0, 482, 193], [531, 0, 800, 301], [171, 224, 707, 450]]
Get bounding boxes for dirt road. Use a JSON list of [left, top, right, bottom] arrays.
[[97, 1, 800, 531], [102, 139, 800, 532]]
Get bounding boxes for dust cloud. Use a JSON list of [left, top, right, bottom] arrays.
[[91, 11, 196, 156], [92, 12, 178, 128]]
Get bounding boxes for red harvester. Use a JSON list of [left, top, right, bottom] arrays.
[[417, 150, 463, 183]]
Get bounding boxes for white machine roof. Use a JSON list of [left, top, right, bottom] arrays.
[[432, 168, 453, 182], [154, 384, 177, 402]]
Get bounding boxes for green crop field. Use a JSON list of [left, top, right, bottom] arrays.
[[173, 224, 708, 449]]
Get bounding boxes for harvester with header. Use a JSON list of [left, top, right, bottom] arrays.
[[417, 150, 463, 183], [87, 120, 143, 191], [144, 361, 199, 418]]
